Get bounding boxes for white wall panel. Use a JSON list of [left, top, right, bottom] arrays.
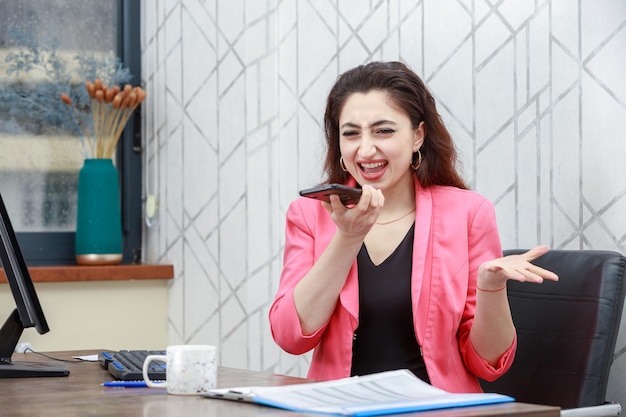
[[141, 0, 626, 405]]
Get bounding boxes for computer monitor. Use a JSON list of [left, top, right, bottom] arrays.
[[0, 191, 69, 377]]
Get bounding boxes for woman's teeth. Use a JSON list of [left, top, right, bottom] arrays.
[[359, 161, 386, 173]]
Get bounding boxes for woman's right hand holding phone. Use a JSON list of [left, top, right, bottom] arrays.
[[294, 184, 384, 334], [322, 184, 384, 240]]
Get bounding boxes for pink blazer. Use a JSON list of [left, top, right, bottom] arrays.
[[269, 181, 516, 393]]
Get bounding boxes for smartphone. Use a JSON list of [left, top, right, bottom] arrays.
[[299, 184, 362, 205]]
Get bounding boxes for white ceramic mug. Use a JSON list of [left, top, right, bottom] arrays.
[[142, 345, 217, 395]]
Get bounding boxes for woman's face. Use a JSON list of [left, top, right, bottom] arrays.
[[338, 90, 424, 192]]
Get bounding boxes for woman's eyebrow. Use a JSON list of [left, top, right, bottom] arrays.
[[340, 120, 397, 130], [370, 120, 396, 128]]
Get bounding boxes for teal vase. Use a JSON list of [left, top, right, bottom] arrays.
[[75, 158, 123, 265]]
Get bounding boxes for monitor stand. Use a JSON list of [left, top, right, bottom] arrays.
[[0, 309, 69, 378], [0, 360, 69, 378]]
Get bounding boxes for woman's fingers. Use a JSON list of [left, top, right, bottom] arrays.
[[520, 245, 549, 262], [481, 246, 559, 285], [322, 185, 385, 239], [516, 246, 558, 281]]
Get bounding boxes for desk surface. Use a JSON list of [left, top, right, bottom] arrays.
[[1, 350, 560, 417]]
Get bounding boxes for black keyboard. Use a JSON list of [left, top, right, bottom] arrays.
[[99, 350, 166, 380]]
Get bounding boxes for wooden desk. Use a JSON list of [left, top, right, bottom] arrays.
[[1, 350, 560, 417]]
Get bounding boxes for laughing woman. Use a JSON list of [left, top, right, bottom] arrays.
[[269, 61, 558, 393]]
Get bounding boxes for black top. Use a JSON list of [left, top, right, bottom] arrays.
[[351, 223, 429, 383]]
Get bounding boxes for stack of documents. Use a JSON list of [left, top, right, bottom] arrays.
[[204, 369, 514, 416]]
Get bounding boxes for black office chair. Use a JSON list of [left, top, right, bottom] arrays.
[[480, 249, 626, 417]]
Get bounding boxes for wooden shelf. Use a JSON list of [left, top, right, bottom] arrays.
[[0, 264, 174, 283]]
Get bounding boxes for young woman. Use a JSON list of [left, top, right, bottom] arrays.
[[269, 61, 558, 393]]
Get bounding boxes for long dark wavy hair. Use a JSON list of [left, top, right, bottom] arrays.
[[322, 61, 468, 190]]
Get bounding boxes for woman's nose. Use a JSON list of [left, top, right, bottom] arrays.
[[358, 135, 376, 157]]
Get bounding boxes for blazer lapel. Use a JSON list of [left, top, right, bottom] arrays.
[[411, 181, 433, 341]]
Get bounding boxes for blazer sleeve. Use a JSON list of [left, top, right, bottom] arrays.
[[457, 198, 517, 381], [268, 200, 330, 354]]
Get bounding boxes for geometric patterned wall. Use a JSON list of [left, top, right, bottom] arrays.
[[141, 0, 626, 403]]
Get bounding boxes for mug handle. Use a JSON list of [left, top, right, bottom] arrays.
[[142, 354, 167, 388]]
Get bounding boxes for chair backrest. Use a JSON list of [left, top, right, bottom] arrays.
[[480, 249, 626, 409]]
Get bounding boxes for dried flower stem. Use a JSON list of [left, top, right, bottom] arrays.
[[62, 79, 146, 159], [61, 93, 95, 157]]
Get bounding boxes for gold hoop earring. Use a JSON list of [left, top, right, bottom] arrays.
[[411, 150, 422, 170], [339, 157, 349, 172]]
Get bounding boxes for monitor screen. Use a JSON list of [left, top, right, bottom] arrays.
[[0, 191, 69, 377]]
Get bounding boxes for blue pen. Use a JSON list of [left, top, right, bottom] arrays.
[[103, 380, 160, 388]]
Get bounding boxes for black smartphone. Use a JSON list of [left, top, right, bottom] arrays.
[[299, 184, 362, 205]]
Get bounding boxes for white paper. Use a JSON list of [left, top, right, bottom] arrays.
[[206, 369, 514, 416], [72, 354, 100, 361]]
